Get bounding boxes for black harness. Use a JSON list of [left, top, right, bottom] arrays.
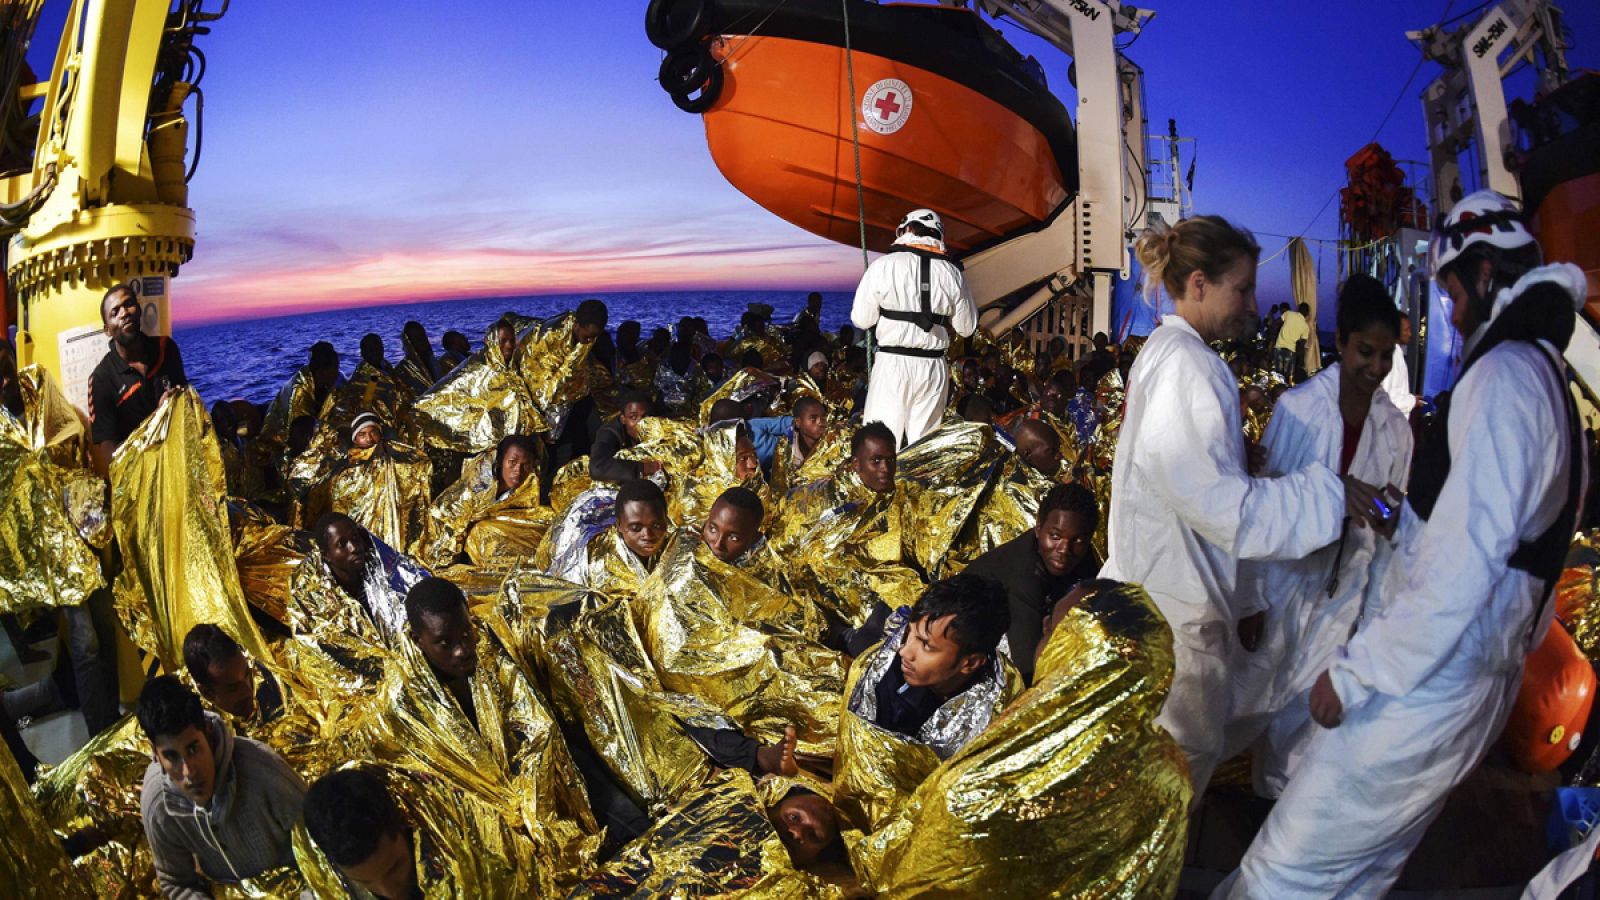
[[876, 248, 963, 359]]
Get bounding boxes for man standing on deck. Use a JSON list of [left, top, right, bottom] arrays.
[[851, 209, 977, 447], [88, 282, 187, 480], [1274, 303, 1310, 381]]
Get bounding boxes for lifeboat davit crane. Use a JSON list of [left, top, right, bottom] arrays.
[[646, 0, 1161, 340]]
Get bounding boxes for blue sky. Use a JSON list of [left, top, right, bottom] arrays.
[[24, 1, 1600, 323]]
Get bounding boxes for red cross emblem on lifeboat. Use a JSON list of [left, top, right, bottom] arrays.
[[862, 78, 913, 135]]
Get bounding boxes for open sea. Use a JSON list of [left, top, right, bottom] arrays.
[[175, 290, 853, 405]]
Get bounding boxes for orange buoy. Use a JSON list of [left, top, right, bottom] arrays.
[[1504, 619, 1597, 774]]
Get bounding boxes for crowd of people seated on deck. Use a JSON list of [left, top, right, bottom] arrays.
[[3, 192, 1599, 898]]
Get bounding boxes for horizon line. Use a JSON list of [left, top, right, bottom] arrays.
[[171, 282, 862, 328]]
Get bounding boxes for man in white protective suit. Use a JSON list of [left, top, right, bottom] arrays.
[[1220, 275, 1415, 797], [851, 209, 977, 447], [1219, 191, 1590, 899], [1101, 215, 1362, 799]]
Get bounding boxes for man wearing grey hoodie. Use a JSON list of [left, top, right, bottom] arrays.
[[137, 675, 306, 898]]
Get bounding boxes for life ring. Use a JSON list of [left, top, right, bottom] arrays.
[[671, 63, 724, 114], [659, 45, 717, 96], [646, 0, 713, 51]]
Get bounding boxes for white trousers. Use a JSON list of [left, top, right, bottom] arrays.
[[1216, 663, 1522, 899], [861, 353, 948, 448]]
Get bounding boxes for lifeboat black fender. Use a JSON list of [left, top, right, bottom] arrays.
[[660, 44, 724, 113], [646, 0, 713, 51]]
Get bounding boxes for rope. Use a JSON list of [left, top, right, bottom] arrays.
[[842, 0, 873, 368], [842, 0, 868, 272]]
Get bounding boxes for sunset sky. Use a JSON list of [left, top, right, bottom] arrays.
[[26, 0, 1600, 324]]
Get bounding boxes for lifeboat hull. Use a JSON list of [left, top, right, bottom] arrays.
[[654, 1, 1076, 255]]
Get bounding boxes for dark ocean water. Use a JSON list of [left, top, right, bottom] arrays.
[[175, 290, 853, 405]]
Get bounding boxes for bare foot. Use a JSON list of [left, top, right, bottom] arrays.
[[756, 725, 799, 776]]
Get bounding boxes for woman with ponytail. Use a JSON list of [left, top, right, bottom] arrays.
[[1099, 215, 1372, 797], [1225, 192, 1590, 897]]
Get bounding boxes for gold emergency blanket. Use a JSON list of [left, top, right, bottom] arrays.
[[571, 768, 841, 899], [479, 570, 716, 810], [30, 714, 152, 898], [947, 449, 1057, 570], [896, 421, 1013, 578], [4, 743, 94, 898], [635, 535, 846, 754], [618, 417, 768, 528], [832, 614, 1020, 833], [770, 429, 849, 500], [229, 500, 309, 627], [305, 441, 433, 556], [516, 313, 601, 439], [413, 337, 540, 454], [293, 762, 545, 900], [423, 451, 552, 570], [772, 469, 923, 625], [698, 368, 780, 425], [284, 535, 429, 700], [260, 367, 326, 447], [363, 630, 600, 894], [1557, 531, 1600, 659], [19, 365, 91, 470], [287, 361, 423, 493], [110, 388, 270, 671], [0, 396, 103, 615], [853, 582, 1192, 898]]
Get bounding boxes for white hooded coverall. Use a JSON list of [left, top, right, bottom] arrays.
[[1223, 264, 1589, 899], [1099, 314, 1344, 795], [1222, 364, 1414, 795], [852, 238, 977, 447]]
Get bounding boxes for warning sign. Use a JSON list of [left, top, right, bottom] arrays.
[[57, 324, 107, 418], [861, 78, 913, 135]]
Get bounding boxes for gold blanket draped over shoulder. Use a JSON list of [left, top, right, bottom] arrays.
[[853, 582, 1192, 898], [30, 714, 152, 897], [293, 763, 544, 900], [0, 371, 103, 616], [302, 441, 433, 556], [698, 369, 780, 425], [634, 535, 846, 754], [571, 768, 842, 899], [618, 417, 769, 528], [478, 571, 715, 811], [896, 421, 1023, 577], [5, 744, 94, 898], [773, 468, 923, 626], [516, 313, 603, 438], [423, 450, 552, 570], [286, 361, 423, 494], [109, 388, 271, 671], [831, 613, 1022, 833], [228, 500, 310, 628], [362, 630, 600, 895], [413, 330, 541, 455]]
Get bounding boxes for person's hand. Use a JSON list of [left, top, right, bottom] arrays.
[[638, 459, 664, 476], [1310, 670, 1343, 728], [1373, 484, 1403, 540], [1341, 475, 1387, 529], [160, 386, 181, 404], [1246, 440, 1267, 476], [1237, 611, 1265, 652]]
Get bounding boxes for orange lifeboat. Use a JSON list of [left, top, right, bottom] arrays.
[[646, 0, 1076, 254]]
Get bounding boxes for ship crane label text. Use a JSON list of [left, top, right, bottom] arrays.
[[1473, 18, 1509, 58]]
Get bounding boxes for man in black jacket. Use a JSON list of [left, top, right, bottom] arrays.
[[963, 482, 1100, 684], [589, 389, 662, 482]]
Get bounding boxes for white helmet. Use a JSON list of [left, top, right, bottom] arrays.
[[1430, 189, 1536, 276], [896, 208, 944, 238]]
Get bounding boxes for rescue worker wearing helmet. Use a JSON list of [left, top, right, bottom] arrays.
[[1219, 190, 1591, 898], [850, 209, 978, 447]]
